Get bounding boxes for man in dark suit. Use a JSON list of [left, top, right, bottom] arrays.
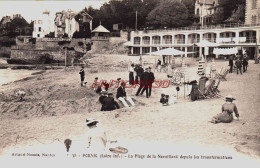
[[116, 82, 135, 107], [228, 57, 233, 73], [140, 68, 150, 98], [104, 92, 120, 111], [147, 67, 155, 97], [99, 91, 107, 111], [137, 65, 144, 84], [235, 57, 242, 75], [136, 68, 149, 97]]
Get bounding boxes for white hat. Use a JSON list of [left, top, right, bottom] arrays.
[[86, 118, 98, 125], [224, 94, 235, 101]]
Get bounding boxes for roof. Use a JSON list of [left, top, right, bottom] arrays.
[[92, 25, 110, 33]]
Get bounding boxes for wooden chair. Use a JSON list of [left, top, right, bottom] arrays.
[[215, 67, 229, 81]]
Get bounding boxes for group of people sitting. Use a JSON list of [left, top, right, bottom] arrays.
[[160, 93, 177, 106], [97, 81, 135, 111]]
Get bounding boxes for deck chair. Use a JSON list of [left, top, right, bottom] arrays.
[[212, 78, 221, 94], [198, 77, 208, 99], [204, 79, 217, 98], [204, 66, 211, 78], [215, 67, 229, 81]]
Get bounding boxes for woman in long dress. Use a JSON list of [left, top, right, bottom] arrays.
[[86, 118, 107, 152], [129, 64, 135, 85], [210, 95, 239, 124]]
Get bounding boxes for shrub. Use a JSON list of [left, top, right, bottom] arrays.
[[58, 41, 71, 45]]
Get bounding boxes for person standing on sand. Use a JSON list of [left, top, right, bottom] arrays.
[[228, 56, 233, 73], [86, 118, 107, 151], [209, 95, 239, 124], [235, 57, 242, 75], [129, 64, 135, 85], [137, 68, 149, 98], [147, 67, 155, 97], [79, 65, 86, 86], [242, 54, 248, 72]]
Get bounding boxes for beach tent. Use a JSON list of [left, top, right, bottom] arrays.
[[148, 47, 187, 56], [213, 47, 238, 55], [146, 47, 194, 70]]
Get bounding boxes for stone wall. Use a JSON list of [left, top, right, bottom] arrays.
[[9, 38, 91, 64]]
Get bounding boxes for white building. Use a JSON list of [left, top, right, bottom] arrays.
[[33, 10, 54, 38], [245, 0, 260, 25], [54, 10, 79, 38], [195, 0, 218, 25]]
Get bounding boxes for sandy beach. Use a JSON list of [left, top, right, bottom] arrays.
[[0, 54, 259, 166]]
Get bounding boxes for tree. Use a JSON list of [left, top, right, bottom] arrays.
[[181, 0, 196, 25], [211, 0, 245, 24], [146, 0, 189, 28]]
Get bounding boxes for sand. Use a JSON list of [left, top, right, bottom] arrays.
[[0, 54, 260, 165]]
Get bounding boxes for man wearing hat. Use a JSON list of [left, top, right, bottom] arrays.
[[137, 65, 144, 83], [103, 92, 120, 111], [235, 57, 242, 75], [116, 82, 135, 107], [210, 94, 239, 124], [146, 67, 155, 97], [99, 90, 107, 111], [93, 77, 101, 93], [136, 67, 149, 97], [79, 65, 86, 87], [86, 118, 107, 151]]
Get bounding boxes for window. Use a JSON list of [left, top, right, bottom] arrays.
[[38, 27, 42, 32], [197, 8, 200, 15], [70, 24, 72, 31], [37, 34, 40, 37], [252, 15, 257, 25]]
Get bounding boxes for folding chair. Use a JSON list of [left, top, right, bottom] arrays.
[[198, 77, 207, 99], [204, 79, 216, 98], [204, 66, 211, 78], [215, 67, 229, 81], [212, 79, 221, 96]]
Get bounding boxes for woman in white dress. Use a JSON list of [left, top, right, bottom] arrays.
[[86, 118, 107, 152]]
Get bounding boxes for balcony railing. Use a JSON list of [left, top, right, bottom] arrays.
[[143, 40, 150, 44], [162, 39, 172, 44], [152, 40, 160, 44], [188, 38, 200, 44], [134, 41, 141, 45], [136, 23, 260, 34], [91, 36, 109, 41], [174, 39, 185, 44]]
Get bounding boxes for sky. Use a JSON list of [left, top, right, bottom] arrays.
[[0, 0, 109, 23]]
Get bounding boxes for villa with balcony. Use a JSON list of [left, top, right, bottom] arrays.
[[127, 23, 260, 59]]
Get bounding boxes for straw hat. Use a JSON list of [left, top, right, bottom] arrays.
[[86, 118, 98, 125], [224, 94, 236, 101]]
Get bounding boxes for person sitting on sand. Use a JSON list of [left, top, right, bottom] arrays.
[[160, 93, 168, 105], [99, 90, 107, 111], [104, 92, 120, 111], [116, 82, 135, 108], [86, 118, 107, 151], [209, 95, 239, 124]]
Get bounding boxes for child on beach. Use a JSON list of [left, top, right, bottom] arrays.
[[79, 65, 86, 87]]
